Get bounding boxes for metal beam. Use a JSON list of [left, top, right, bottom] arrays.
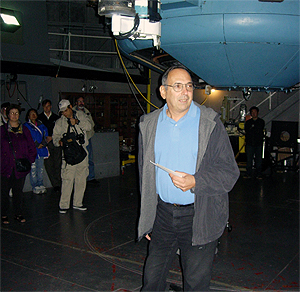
[[262, 90, 299, 127], [1, 60, 148, 84]]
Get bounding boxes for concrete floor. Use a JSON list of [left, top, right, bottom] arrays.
[[1, 164, 299, 291]]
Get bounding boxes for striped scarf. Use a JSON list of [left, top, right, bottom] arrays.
[[7, 122, 23, 134]]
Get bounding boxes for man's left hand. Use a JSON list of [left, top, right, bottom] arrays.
[[46, 136, 52, 143], [169, 172, 195, 192]]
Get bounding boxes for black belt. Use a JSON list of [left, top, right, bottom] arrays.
[[158, 196, 194, 208], [172, 203, 194, 207]]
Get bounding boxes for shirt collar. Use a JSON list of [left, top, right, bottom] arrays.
[[74, 105, 86, 113], [161, 101, 198, 123], [44, 111, 52, 119]]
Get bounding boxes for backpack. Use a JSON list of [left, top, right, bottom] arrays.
[[61, 124, 86, 165]]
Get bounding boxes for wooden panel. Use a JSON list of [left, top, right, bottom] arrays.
[[60, 92, 146, 146]]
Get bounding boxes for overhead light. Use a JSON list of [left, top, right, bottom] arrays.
[[0, 8, 21, 33], [1, 13, 20, 25]]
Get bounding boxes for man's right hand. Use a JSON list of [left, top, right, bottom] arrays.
[[145, 234, 151, 241], [69, 117, 76, 125]]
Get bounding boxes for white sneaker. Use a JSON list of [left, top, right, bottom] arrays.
[[33, 186, 41, 194], [9, 188, 13, 197], [39, 186, 47, 194], [59, 208, 68, 214], [73, 205, 87, 211]]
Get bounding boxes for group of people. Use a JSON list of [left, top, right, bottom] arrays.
[[1, 66, 266, 290], [1, 96, 97, 224]]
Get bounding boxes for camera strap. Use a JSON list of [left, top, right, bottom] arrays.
[[66, 121, 85, 143], [67, 112, 85, 137]]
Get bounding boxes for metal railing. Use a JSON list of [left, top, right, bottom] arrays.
[[48, 32, 117, 62]]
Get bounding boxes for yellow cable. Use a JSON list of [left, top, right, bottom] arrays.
[[147, 68, 151, 113], [200, 95, 208, 105], [114, 39, 159, 109], [115, 39, 205, 108], [235, 141, 246, 160]]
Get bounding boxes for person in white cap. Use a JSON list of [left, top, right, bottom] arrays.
[[53, 99, 92, 213]]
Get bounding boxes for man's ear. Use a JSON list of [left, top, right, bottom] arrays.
[[159, 85, 166, 100]]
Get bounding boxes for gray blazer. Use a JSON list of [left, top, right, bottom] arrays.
[[137, 102, 240, 246]]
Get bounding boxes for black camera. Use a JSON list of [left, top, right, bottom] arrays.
[[76, 133, 85, 145]]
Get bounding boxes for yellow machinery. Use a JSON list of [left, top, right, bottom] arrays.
[[238, 122, 246, 153], [121, 154, 135, 174]]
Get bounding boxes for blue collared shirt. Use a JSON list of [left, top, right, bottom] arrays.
[[154, 101, 200, 204]]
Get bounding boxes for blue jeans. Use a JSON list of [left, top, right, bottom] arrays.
[[30, 156, 44, 188], [87, 138, 95, 181], [246, 145, 263, 176], [142, 198, 218, 291]]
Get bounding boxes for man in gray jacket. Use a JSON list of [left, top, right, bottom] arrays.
[[138, 66, 239, 291]]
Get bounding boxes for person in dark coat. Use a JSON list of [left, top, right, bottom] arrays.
[[244, 106, 265, 179], [38, 99, 62, 191], [1, 104, 37, 224]]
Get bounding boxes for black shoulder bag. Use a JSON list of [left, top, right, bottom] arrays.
[[5, 125, 32, 172], [61, 123, 87, 165]]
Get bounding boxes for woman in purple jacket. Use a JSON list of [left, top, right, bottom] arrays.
[[1, 104, 37, 224]]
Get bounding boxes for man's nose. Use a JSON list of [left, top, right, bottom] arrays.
[[182, 85, 189, 93]]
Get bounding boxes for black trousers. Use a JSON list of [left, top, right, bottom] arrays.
[[246, 145, 263, 176], [44, 141, 62, 188], [142, 198, 218, 291], [1, 171, 26, 216]]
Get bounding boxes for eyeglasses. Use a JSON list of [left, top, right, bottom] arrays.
[[165, 82, 194, 92]]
